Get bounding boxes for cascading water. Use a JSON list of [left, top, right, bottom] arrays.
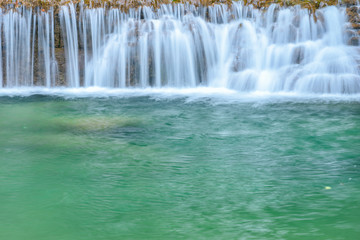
[[0, 7, 57, 88], [0, 2, 359, 94]]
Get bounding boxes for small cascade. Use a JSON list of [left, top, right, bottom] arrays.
[[60, 4, 80, 87], [0, 2, 360, 94], [0, 7, 57, 88], [225, 4, 360, 94], [37, 9, 58, 87]]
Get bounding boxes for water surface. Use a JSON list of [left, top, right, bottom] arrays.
[[0, 91, 359, 239]]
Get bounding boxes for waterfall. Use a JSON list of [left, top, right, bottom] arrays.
[[60, 4, 80, 87], [37, 9, 57, 87], [0, 2, 360, 94], [0, 7, 57, 87]]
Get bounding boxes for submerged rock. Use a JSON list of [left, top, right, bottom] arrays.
[[53, 116, 142, 133]]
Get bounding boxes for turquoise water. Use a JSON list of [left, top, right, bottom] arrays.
[[0, 91, 360, 239]]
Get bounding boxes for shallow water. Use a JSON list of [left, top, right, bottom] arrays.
[[0, 91, 360, 239]]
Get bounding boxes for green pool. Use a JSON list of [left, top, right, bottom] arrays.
[[1, 91, 359, 239]]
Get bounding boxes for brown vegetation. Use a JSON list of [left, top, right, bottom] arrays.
[[0, 0, 345, 12]]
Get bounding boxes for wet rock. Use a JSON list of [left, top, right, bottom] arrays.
[[341, 0, 359, 7], [348, 36, 360, 46], [231, 56, 246, 72], [345, 5, 360, 46], [292, 46, 304, 64], [55, 47, 66, 86], [345, 29, 357, 38], [352, 23, 360, 29], [54, 13, 64, 48], [346, 6, 360, 24], [315, 11, 325, 24]]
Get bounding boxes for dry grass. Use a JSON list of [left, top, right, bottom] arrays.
[[0, 0, 343, 11]]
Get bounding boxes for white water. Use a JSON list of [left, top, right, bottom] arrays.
[[1, 87, 360, 104], [0, 8, 57, 87], [0, 2, 360, 94]]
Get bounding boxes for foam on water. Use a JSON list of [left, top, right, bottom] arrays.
[[0, 87, 359, 104]]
